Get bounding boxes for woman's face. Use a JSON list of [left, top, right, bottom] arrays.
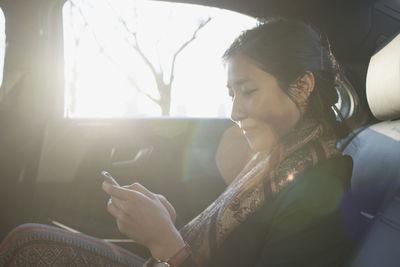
[[226, 54, 301, 152]]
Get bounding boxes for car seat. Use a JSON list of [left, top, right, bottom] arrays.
[[342, 33, 400, 267]]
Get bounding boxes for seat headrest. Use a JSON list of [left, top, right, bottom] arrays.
[[366, 33, 400, 120]]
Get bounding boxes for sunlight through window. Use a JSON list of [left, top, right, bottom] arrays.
[[0, 9, 5, 87], [63, 0, 257, 118]]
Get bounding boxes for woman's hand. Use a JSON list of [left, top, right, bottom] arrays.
[[102, 182, 185, 260], [122, 183, 176, 223]]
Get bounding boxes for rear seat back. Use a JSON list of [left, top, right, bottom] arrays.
[[343, 33, 400, 266], [343, 121, 400, 223], [350, 188, 400, 267]]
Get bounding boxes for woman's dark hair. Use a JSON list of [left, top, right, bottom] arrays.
[[223, 17, 347, 138]]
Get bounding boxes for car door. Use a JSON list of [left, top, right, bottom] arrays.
[[0, 0, 256, 252]]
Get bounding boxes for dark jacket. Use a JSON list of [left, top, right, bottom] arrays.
[[182, 155, 354, 267]]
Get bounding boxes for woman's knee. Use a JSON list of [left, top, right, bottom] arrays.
[[1, 223, 67, 248]]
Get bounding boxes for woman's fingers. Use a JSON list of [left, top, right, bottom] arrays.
[[124, 183, 176, 222], [107, 201, 131, 235], [102, 181, 149, 201], [107, 199, 124, 219], [109, 197, 125, 211], [125, 183, 176, 222], [102, 182, 129, 200], [125, 183, 156, 200], [156, 194, 176, 223], [102, 181, 182, 251]]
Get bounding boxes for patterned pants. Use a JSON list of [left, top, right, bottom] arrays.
[[0, 223, 146, 267]]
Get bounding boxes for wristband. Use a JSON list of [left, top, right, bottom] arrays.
[[151, 243, 192, 267]]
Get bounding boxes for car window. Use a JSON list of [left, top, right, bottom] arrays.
[[0, 8, 5, 87], [62, 0, 257, 118]]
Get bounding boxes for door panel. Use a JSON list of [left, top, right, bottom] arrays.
[[30, 118, 233, 239]]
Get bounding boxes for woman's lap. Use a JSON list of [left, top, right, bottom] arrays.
[[0, 223, 146, 267]]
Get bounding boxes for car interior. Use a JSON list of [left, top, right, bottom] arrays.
[[0, 0, 399, 266]]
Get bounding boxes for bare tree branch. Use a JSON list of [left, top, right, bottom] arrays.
[[155, 40, 163, 74], [134, 42, 164, 89], [69, 0, 161, 107], [168, 17, 212, 85], [69, 0, 213, 115], [104, 0, 162, 85], [103, 0, 168, 101], [69, 1, 103, 53], [126, 76, 160, 105]]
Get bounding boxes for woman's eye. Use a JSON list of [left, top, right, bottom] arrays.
[[242, 88, 258, 96]]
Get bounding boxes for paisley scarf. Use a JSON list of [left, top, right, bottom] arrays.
[[179, 118, 339, 266]]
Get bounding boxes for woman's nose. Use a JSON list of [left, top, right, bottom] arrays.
[[230, 96, 246, 123]]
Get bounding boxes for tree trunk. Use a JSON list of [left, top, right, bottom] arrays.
[[160, 94, 171, 116], [159, 84, 171, 116], [161, 101, 171, 116]]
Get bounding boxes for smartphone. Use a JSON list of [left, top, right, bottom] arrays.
[[101, 171, 120, 186]]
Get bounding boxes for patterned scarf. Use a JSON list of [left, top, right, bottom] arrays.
[[179, 118, 339, 266]]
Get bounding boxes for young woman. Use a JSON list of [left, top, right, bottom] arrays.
[[0, 17, 354, 267]]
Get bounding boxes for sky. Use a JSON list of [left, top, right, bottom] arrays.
[[63, 0, 257, 118]]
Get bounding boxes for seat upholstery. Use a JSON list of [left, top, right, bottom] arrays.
[[350, 189, 400, 267], [343, 122, 400, 233], [344, 33, 400, 266]]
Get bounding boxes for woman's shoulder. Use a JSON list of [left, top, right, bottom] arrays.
[[269, 155, 353, 222], [291, 155, 353, 194], [249, 155, 355, 267], [300, 155, 353, 185]]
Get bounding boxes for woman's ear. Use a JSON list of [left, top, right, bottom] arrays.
[[296, 71, 315, 95], [287, 71, 315, 115]]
